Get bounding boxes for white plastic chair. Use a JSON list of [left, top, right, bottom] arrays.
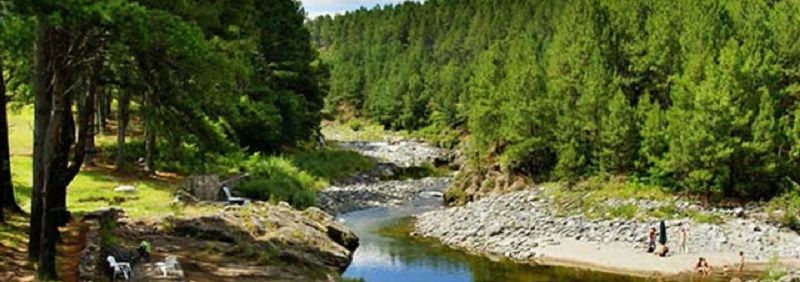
[[154, 256, 178, 277], [107, 255, 132, 280], [222, 186, 248, 205]]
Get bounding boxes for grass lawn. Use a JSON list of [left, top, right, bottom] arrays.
[[7, 107, 178, 219]]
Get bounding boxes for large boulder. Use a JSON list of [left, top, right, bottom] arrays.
[[182, 175, 220, 201], [166, 202, 359, 272]]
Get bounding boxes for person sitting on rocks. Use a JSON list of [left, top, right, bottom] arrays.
[[138, 240, 151, 262], [695, 257, 713, 276], [654, 244, 669, 257], [647, 227, 657, 253]]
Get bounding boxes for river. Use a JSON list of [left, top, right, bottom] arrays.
[[328, 141, 648, 282], [338, 193, 647, 282]]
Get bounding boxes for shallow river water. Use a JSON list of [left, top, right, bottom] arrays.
[[338, 195, 648, 282]]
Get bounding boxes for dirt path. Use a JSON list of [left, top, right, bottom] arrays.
[[0, 214, 88, 282], [0, 214, 35, 282]]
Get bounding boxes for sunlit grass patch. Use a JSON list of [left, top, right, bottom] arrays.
[[7, 106, 33, 156], [11, 155, 177, 218], [321, 118, 408, 142], [291, 146, 376, 182]]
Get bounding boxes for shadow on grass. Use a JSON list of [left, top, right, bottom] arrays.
[[11, 181, 32, 209]]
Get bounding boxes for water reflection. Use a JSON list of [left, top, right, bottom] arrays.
[[340, 201, 648, 282]]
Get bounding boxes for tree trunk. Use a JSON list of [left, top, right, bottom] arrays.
[[143, 91, 155, 175], [97, 89, 110, 135], [144, 128, 156, 175], [29, 17, 52, 261], [85, 59, 102, 166], [0, 58, 20, 216], [115, 92, 130, 172], [38, 42, 71, 281], [85, 105, 96, 166], [0, 59, 6, 223]]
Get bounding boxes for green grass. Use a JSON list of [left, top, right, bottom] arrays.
[[8, 107, 177, 218], [8, 106, 33, 156], [11, 155, 178, 218], [766, 190, 800, 231], [385, 162, 450, 181], [291, 147, 376, 183], [321, 118, 408, 142], [542, 179, 729, 223], [687, 211, 724, 224], [607, 203, 639, 220]]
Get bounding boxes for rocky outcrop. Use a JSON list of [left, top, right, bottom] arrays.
[[161, 202, 359, 272], [444, 162, 529, 205], [94, 202, 358, 281], [182, 175, 221, 201], [416, 188, 800, 263]]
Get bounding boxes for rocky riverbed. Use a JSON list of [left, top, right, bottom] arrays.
[[319, 139, 454, 215], [319, 177, 450, 215], [336, 140, 453, 168], [415, 187, 800, 276]]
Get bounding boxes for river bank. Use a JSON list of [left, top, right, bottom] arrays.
[[414, 187, 800, 279]]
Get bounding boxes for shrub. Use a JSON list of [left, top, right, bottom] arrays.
[[386, 162, 448, 181], [767, 190, 800, 231], [347, 119, 363, 131], [609, 203, 639, 220], [237, 178, 317, 208], [236, 155, 324, 209]]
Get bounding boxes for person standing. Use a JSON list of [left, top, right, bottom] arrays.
[[678, 223, 688, 253], [647, 227, 657, 253], [738, 251, 745, 274]]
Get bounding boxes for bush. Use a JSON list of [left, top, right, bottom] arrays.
[[767, 190, 800, 231], [386, 162, 448, 181], [609, 204, 639, 220], [291, 148, 376, 182], [237, 179, 317, 209], [347, 119, 363, 131], [236, 155, 325, 209]]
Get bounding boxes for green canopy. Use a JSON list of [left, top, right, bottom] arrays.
[[658, 220, 667, 245]]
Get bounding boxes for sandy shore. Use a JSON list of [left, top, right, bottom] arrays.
[[529, 238, 800, 278]]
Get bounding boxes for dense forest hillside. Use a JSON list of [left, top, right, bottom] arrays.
[[0, 0, 327, 278], [308, 0, 800, 201]]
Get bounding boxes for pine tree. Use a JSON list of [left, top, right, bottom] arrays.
[[598, 89, 637, 173]]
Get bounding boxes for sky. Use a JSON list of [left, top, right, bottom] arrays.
[[300, 0, 420, 18]]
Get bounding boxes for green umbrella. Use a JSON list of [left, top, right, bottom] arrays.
[[658, 220, 667, 245]]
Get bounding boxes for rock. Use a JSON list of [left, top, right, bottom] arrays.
[[734, 207, 746, 218], [163, 202, 358, 271], [182, 175, 220, 201], [114, 185, 137, 193], [420, 191, 444, 198], [487, 223, 504, 237]]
